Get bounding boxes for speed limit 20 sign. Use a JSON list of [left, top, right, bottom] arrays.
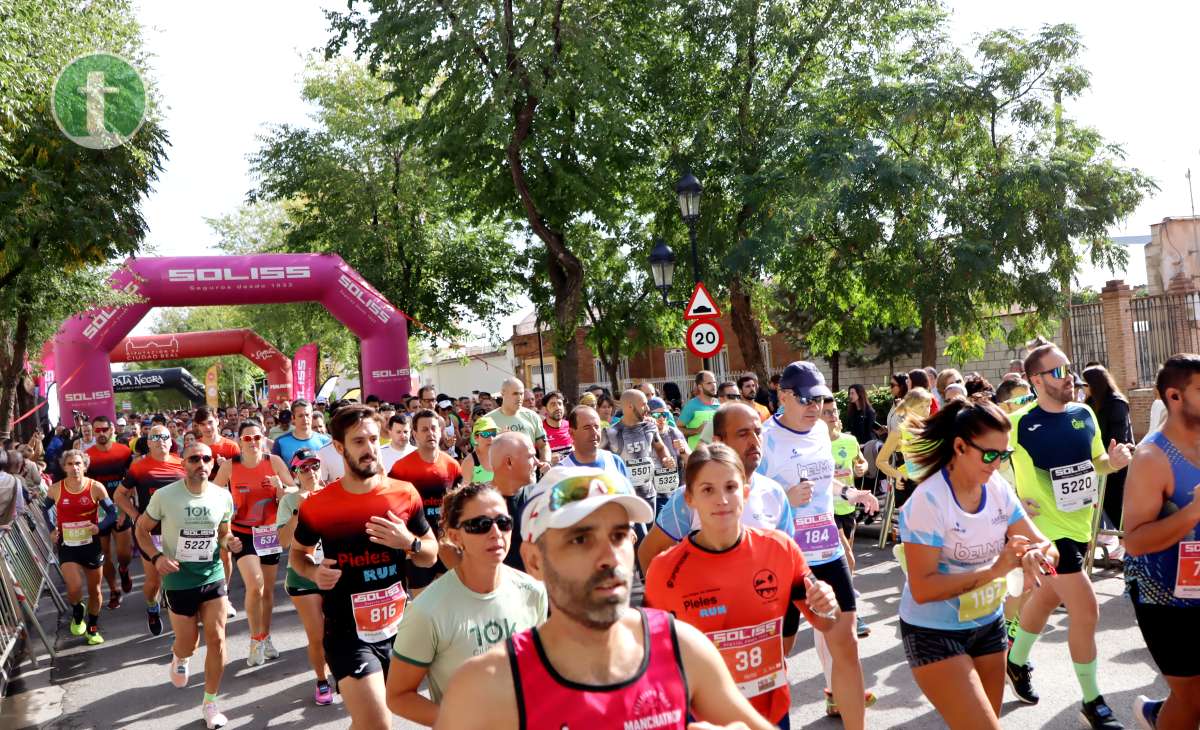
[[686, 319, 724, 359]]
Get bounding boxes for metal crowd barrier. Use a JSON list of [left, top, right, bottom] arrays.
[[0, 503, 69, 683]]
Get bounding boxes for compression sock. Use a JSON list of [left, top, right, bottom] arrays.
[[203, 692, 218, 705], [1008, 627, 1040, 666], [1073, 660, 1100, 702], [86, 613, 99, 630], [72, 602, 85, 623]]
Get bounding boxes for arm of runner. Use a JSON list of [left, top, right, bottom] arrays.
[[212, 458, 233, 488], [652, 434, 676, 471], [1123, 443, 1200, 556], [388, 603, 440, 725], [874, 428, 905, 482], [113, 484, 139, 524], [905, 539, 1028, 603], [269, 454, 295, 487], [220, 521, 241, 554], [836, 482, 879, 514], [432, 650, 519, 730], [1005, 515, 1058, 589], [135, 512, 176, 573], [675, 620, 777, 730], [637, 525, 679, 576], [852, 452, 868, 478]]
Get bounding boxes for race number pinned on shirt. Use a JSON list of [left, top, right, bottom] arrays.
[[707, 618, 786, 698], [251, 525, 282, 556], [61, 520, 93, 547], [350, 581, 407, 643], [627, 459, 654, 489], [793, 512, 839, 562], [176, 528, 217, 563], [1175, 541, 1200, 600], [652, 468, 679, 494], [957, 577, 1007, 622], [1050, 460, 1097, 512]]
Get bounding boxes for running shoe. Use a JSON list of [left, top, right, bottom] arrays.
[[107, 591, 122, 610], [119, 567, 133, 594], [1133, 695, 1163, 730], [169, 655, 190, 688], [263, 635, 279, 659], [225, 602, 237, 619], [856, 615, 870, 638], [1081, 695, 1124, 729], [1006, 660, 1039, 705], [314, 680, 334, 706], [147, 605, 163, 636], [246, 639, 266, 667], [85, 627, 104, 646], [823, 689, 877, 717], [202, 701, 228, 729], [69, 615, 86, 636]]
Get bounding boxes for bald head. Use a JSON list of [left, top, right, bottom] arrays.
[[489, 431, 536, 492], [621, 389, 648, 425]]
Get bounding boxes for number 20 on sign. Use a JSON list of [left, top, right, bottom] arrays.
[[686, 319, 724, 359]]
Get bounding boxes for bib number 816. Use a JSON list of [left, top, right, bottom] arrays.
[[370, 603, 399, 624], [735, 647, 763, 672]]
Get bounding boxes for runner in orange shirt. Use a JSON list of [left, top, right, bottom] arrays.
[[644, 442, 839, 729]]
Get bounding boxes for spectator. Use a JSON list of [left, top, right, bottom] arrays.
[[1083, 365, 1133, 534], [845, 384, 877, 445]]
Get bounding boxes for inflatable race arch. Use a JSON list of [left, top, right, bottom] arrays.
[[52, 254, 411, 419], [110, 367, 205, 405], [111, 329, 293, 405]]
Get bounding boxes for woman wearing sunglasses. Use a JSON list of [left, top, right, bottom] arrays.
[[386, 482, 547, 726], [459, 416, 498, 485], [213, 420, 294, 667], [897, 398, 1056, 729], [644, 443, 840, 729]]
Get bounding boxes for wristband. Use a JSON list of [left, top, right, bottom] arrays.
[[840, 485, 851, 500], [150, 553, 163, 564]]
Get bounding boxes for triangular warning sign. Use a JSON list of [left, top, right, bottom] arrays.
[[684, 282, 721, 320]]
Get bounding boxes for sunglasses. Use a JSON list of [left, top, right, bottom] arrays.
[[240, 434, 263, 443], [186, 454, 214, 464], [1036, 364, 1072, 380], [457, 514, 514, 534], [549, 474, 623, 512], [720, 393, 741, 400], [651, 411, 669, 419], [963, 438, 1013, 464], [148, 434, 172, 442], [790, 392, 825, 406], [93, 426, 111, 433], [474, 429, 499, 439], [294, 461, 321, 473]]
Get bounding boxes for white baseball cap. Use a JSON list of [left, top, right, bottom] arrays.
[[116, 417, 127, 426], [521, 466, 652, 543]]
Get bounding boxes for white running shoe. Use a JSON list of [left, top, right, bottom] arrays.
[[246, 639, 266, 667], [263, 635, 279, 659], [225, 602, 236, 619], [168, 655, 189, 688], [202, 701, 228, 729]]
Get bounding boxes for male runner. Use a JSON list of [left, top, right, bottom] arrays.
[[435, 467, 777, 730], [135, 441, 237, 729], [680, 370, 719, 449], [756, 362, 879, 730], [379, 413, 414, 473], [487, 432, 539, 572], [85, 415, 134, 609], [115, 423, 185, 635], [603, 389, 676, 512], [820, 398, 871, 638], [1123, 354, 1200, 730], [272, 399, 332, 465], [558, 406, 630, 478], [486, 378, 550, 463], [541, 391, 572, 462], [388, 409, 463, 593], [195, 407, 244, 615], [290, 405, 438, 730], [1006, 343, 1131, 729]]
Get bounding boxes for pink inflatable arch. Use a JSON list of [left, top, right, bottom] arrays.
[[110, 329, 293, 405], [52, 254, 411, 419]]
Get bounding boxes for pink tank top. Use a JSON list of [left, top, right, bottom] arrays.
[[508, 608, 689, 730]]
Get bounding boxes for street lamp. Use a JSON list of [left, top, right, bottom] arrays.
[[674, 171, 708, 369], [648, 238, 676, 305]]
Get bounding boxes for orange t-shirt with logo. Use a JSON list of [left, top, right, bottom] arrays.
[[644, 527, 816, 724]]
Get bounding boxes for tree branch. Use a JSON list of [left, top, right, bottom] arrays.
[[438, 3, 498, 81]]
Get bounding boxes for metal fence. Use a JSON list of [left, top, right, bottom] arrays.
[[1069, 302, 1107, 370], [0, 504, 67, 688], [1130, 291, 1200, 387]]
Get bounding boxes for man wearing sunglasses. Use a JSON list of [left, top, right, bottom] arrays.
[[136, 441, 238, 729], [436, 467, 779, 730], [1004, 343, 1132, 729], [85, 414, 135, 610], [115, 424, 185, 636]]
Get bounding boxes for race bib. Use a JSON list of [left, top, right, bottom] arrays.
[[957, 577, 1007, 622], [707, 618, 786, 698], [176, 528, 217, 563], [350, 581, 407, 643], [1050, 461, 1097, 512], [652, 468, 679, 494], [61, 520, 93, 547], [793, 512, 839, 562], [627, 459, 653, 488], [1175, 541, 1200, 600], [252, 525, 282, 556]]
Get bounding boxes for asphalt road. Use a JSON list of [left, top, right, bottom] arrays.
[[3, 532, 1170, 729]]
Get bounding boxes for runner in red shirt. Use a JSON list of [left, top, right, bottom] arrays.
[[291, 405, 438, 730], [85, 415, 134, 609], [644, 443, 840, 729]]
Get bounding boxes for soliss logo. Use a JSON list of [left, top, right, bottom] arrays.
[[65, 390, 112, 402], [166, 266, 311, 282], [83, 281, 141, 339], [371, 369, 410, 379], [338, 273, 391, 324]]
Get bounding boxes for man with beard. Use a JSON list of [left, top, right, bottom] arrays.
[[681, 370, 719, 449], [85, 415, 134, 609], [1004, 343, 1132, 729], [434, 467, 777, 730], [195, 407, 243, 614], [290, 405, 438, 730], [541, 391, 572, 463], [604, 390, 675, 515]]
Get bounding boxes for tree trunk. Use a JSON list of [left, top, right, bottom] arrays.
[[605, 348, 621, 397], [0, 310, 31, 438], [920, 304, 937, 367], [830, 350, 841, 391], [729, 275, 767, 382]]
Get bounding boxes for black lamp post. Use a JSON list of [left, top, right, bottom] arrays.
[[655, 171, 706, 369]]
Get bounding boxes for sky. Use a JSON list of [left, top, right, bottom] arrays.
[[129, 0, 1199, 338]]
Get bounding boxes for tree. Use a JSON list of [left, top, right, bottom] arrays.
[[326, 0, 674, 398], [0, 0, 168, 436], [248, 58, 521, 343]]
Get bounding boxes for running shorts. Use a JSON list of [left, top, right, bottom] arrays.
[[900, 616, 1007, 669]]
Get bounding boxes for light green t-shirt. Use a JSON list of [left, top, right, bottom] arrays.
[[276, 489, 319, 592], [145, 480, 233, 591], [486, 407, 547, 444], [391, 565, 548, 703], [831, 433, 860, 517]]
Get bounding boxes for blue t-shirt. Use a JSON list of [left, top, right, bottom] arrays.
[[898, 468, 1025, 630], [271, 432, 332, 466], [655, 472, 793, 541], [559, 449, 630, 480]]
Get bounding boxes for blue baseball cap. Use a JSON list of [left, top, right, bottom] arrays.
[[778, 361, 833, 399], [647, 397, 669, 412]]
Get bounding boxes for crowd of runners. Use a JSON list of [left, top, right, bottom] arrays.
[[5, 344, 1198, 729]]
